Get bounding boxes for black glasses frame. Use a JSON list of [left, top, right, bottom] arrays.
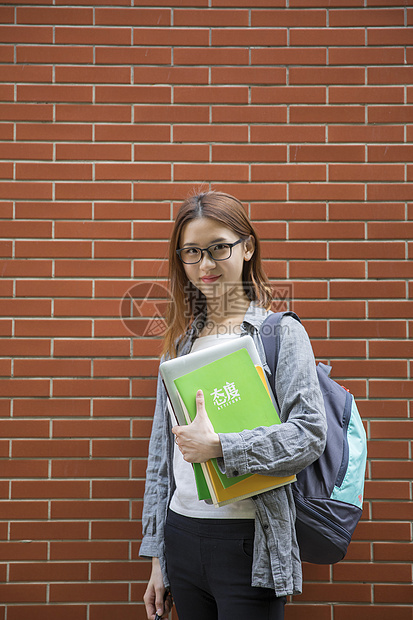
[[176, 238, 245, 264]]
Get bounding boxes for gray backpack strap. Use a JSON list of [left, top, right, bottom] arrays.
[[260, 310, 302, 409]]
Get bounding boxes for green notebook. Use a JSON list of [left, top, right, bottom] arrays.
[[174, 348, 281, 491]]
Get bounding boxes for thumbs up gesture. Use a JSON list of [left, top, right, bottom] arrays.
[[172, 390, 223, 463]]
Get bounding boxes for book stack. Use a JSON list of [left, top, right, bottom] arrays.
[[160, 336, 295, 507]]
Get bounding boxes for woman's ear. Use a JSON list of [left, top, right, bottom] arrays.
[[244, 235, 255, 261]]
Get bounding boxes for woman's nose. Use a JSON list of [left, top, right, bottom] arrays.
[[199, 249, 216, 267]]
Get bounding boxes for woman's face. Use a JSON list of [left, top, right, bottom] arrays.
[[178, 217, 254, 305]]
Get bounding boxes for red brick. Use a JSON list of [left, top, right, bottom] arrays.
[[300, 582, 371, 603], [368, 105, 413, 124], [372, 460, 413, 480], [290, 27, 365, 46], [135, 104, 208, 123], [12, 480, 89, 499], [290, 183, 364, 201], [56, 26, 131, 46], [369, 301, 413, 319], [97, 47, 171, 66], [53, 379, 129, 398], [15, 359, 90, 378], [213, 105, 287, 123], [51, 500, 129, 520], [175, 163, 248, 182], [92, 439, 148, 458], [54, 259, 131, 278], [329, 47, 404, 66], [252, 48, 325, 66], [89, 606, 141, 620], [52, 459, 128, 479], [0, 26, 53, 44], [50, 582, 128, 602], [375, 585, 413, 604], [252, 9, 326, 27], [0, 501, 48, 520], [15, 201, 92, 219], [92, 480, 143, 499], [290, 260, 365, 279], [0, 259, 52, 278], [17, 6, 93, 24], [290, 67, 364, 85], [368, 261, 413, 279], [55, 182, 131, 201], [251, 164, 325, 182], [369, 145, 413, 162], [174, 48, 249, 65], [7, 606, 87, 620], [290, 105, 364, 123], [0, 584, 46, 603], [96, 85, 170, 103], [21, 520, 96, 545], [368, 27, 413, 46], [335, 606, 412, 620], [173, 124, 248, 143], [17, 45, 93, 64], [16, 163, 92, 181], [15, 240, 91, 258], [0, 64, 52, 83], [0, 103, 53, 121], [90, 560, 147, 581], [97, 163, 170, 181], [329, 202, 405, 220], [134, 27, 209, 46], [12, 439, 89, 458], [330, 8, 404, 26], [55, 104, 131, 123], [53, 419, 129, 438], [374, 542, 413, 562], [252, 86, 326, 104], [95, 7, 170, 26], [94, 124, 170, 142], [331, 320, 405, 339], [211, 27, 287, 47], [330, 241, 404, 259], [368, 440, 409, 458], [372, 501, 413, 521], [174, 8, 248, 26], [17, 84, 92, 103], [333, 562, 411, 583], [14, 319, 91, 338], [330, 164, 404, 182], [134, 67, 207, 85], [174, 86, 249, 104], [9, 562, 88, 582], [15, 279, 92, 299], [330, 281, 405, 299], [0, 379, 49, 398], [290, 222, 364, 239], [329, 125, 404, 143]]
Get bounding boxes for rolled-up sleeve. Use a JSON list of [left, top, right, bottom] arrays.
[[219, 316, 327, 479]]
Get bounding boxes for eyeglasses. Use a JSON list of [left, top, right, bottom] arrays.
[[176, 238, 244, 264]]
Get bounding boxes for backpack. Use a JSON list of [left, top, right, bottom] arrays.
[[260, 311, 367, 564]]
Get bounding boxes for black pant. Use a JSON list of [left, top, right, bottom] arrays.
[[164, 509, 286, 620]]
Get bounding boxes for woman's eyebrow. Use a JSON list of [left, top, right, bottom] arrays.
[[182, 237, 228, 247]]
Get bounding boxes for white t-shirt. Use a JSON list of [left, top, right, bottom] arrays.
[[168, 332, 256, 519]]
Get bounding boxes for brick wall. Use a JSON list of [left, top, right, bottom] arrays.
[[1, 1, 412, 618]]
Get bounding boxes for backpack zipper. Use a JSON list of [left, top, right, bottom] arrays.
[[294, 494, 352, 543]]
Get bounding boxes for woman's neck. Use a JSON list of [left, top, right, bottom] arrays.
[[200, 290, 251, 336]]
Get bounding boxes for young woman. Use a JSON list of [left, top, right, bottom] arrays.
[[140, 191, 327, 620]]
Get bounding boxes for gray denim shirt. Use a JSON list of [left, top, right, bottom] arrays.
[[139, 301, 327, 597]]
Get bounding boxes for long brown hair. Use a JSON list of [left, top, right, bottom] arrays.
[[161, 191, 273, 360]]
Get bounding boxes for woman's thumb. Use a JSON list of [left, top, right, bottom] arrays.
[[195, 389, 205, 413]]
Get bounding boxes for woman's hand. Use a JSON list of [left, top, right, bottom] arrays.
[[143, 557, 173, 620], [172, 389, 223, 463]]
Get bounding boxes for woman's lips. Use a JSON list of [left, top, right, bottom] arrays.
[[201, 275, 221, 283]]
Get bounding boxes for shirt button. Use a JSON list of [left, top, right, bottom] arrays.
[[233, 470, 239, 476]]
